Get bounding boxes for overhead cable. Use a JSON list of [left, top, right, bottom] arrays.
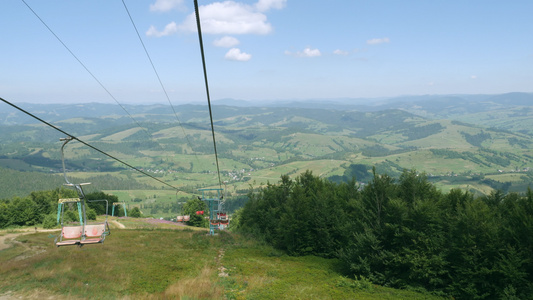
[[21, 0, 160, 149], [121, 0, 198, 160], [193, 0, 223, 189], [0, 97, 180, 191]]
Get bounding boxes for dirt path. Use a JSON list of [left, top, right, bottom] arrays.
[[216, 248, 229, 277], [0, 233, 24, 251], [111, 220, 126, 228], [0, 229, 59, 251]]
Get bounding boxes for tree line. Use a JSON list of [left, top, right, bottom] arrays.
[[0, 166, 155, 199], [0, 188, 126, 229], [235, 169, 533, 299]]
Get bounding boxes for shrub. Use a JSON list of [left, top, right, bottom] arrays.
[[42, 213, 58, 229], [86, 208, 97, 220], [65, 209, 80, 223], [130, 207, 142, 218]]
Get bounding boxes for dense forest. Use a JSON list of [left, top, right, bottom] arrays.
[[235, 169, 533, 299]]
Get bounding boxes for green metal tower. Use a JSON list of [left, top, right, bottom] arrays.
[[198, 188, 224, 236]]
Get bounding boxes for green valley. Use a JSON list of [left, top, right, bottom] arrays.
[[1, 95, 532, 211]]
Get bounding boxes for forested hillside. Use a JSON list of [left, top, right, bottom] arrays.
[[236, 170, 533, 299]]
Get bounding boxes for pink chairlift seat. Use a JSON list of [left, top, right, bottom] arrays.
[[55, 226, 82, 247], [79, 224, 107, 245]]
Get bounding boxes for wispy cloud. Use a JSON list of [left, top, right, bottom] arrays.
[[366, 37, 390, 45], [146, 22, 178, 37], [225, 48, 252, 61], [149, 0, 185, 12], [214, 36, 240, 48], [285, 47, 322, 57], [470, 75, 478, 79], [333, 49, 349, 55]]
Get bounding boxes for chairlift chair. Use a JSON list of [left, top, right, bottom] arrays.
[[54, 137, 110, 247]]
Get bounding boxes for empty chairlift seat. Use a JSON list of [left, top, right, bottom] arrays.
[[55, 226, 83, 247], [79, 223, 108, 245]]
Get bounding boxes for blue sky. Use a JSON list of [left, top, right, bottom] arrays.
[[1, 0, 532, 105]]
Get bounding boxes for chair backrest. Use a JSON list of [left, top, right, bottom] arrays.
[[84, 224, 106, 238], [62, 226, 83, 239]]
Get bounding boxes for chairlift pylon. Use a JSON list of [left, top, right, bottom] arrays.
[[112, 202, 127, 217], [198, 188, 229, 235]]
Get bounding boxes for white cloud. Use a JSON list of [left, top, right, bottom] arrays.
[[225, 48, 252, 61], [150, 0, 184, 12], [366, 37, 390, 45], [146, 22, 178, 37], [214, 36, 240, 47], [255, 0, 287, 12], [286, 47, 321, 57], [471, 75, 477, 79], [333, 49, 349, 55], [178, 1, 274, 35], [302, 48, 321, 57]]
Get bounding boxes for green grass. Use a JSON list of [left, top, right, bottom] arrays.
[[222, 247, 443, 300], [485, 173, 528, 183], [104, 189, 185, 203], [0, 158, 35, 171], [0, 224, 446, 299], [101, 128, 142, 141]]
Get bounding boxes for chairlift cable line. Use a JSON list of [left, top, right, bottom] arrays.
[[193, 0, 223, 189], [20, 0, 161, 150], [121, 0, 200, 162], [0, 96, 180, 191]]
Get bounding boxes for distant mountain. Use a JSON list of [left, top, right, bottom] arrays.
[[487, 92, 533, 106], [214, 92, 533, 113], [3, 92, 532, 137]]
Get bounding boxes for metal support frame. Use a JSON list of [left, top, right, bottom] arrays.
[[198, 188, 224, 236], [56, 198, 83, 225], [55, 136, 111, 246], [111, 202, 127, 217], [58, 137, 91, 240]]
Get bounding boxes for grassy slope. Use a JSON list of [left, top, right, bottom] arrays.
[[452, 107, 533, 135], [0, 221, 444, 300]]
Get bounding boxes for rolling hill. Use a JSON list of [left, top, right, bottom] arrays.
[[1, 94, 532, 206]]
